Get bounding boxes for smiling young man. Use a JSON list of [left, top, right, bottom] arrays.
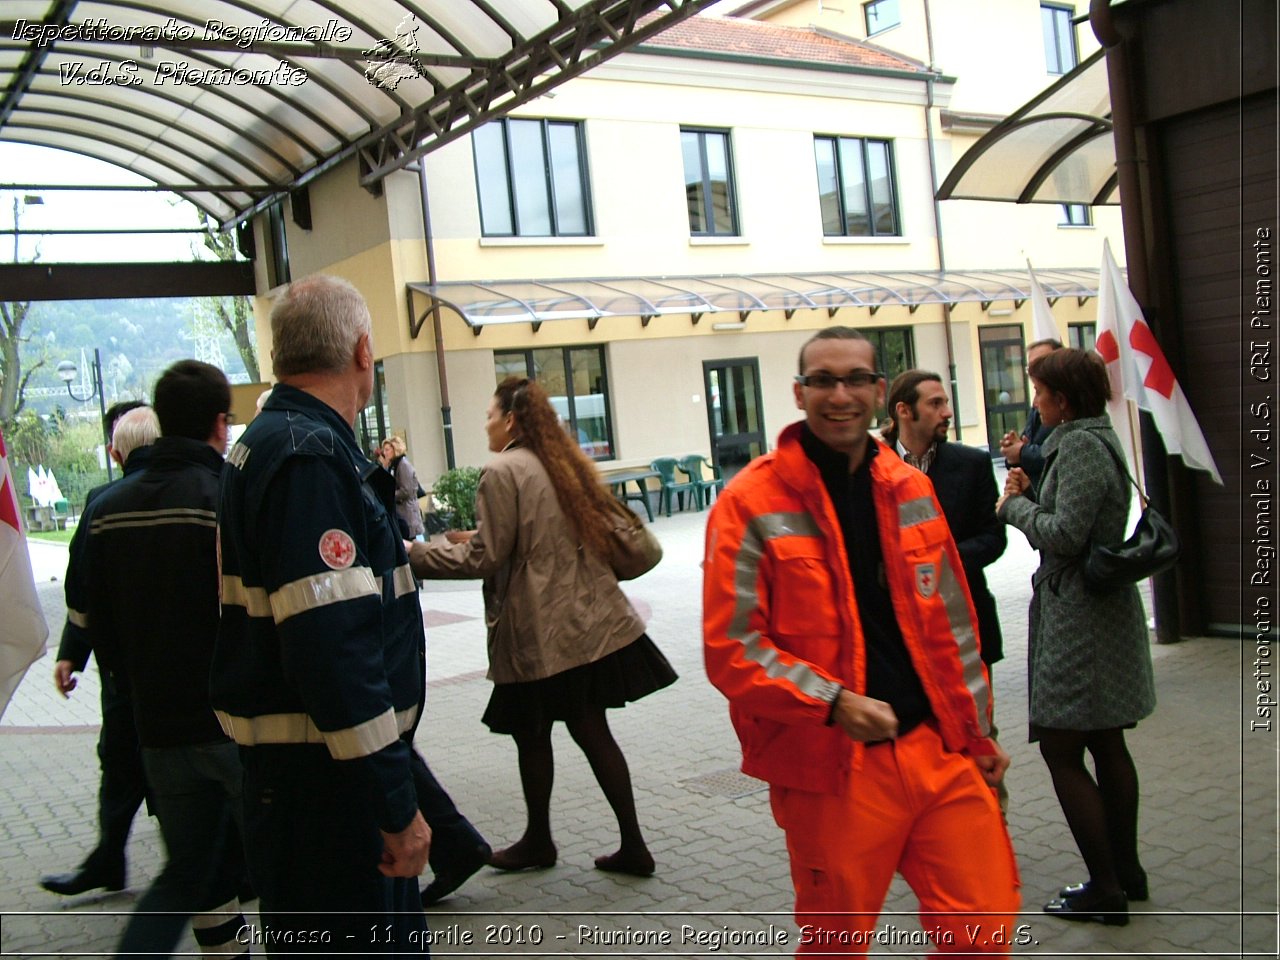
[[702, 327, 1020, 954]]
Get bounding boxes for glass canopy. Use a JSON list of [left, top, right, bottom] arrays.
[[409, 268, 1104, 330], [937, 49, 1118, 206]]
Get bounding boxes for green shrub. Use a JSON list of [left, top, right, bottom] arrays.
[[432, 466, 482, 530]]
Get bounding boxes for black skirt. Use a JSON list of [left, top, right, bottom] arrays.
[[482, 633, 677, 735]]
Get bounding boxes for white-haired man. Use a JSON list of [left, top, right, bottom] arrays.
[[42, 402, 159, 898], [213, 275, 432, 950]]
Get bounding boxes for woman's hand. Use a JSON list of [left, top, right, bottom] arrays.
[[445, 530, 476, 544], [1004, 467, 1030, 497], [997, 467, 1030, 513]]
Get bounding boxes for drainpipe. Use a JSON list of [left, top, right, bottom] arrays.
[[418, 160, 456, 470], [921, 0, 961, 438], [1090, 0, 1179, 643]]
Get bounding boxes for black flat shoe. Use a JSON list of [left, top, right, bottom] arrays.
[[421, 842, 492, 906], [1060, 871, 1148, 902], [1044, 889, 1129, 926], [40, 867, 126, 896]]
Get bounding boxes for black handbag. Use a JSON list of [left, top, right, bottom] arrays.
[[1081, 435, 1181, 592]]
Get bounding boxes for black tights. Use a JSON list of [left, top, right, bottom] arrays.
[[1039, 727, 1143, 894], [509, 706, 648, 858]]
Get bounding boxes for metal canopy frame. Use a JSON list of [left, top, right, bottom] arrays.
[[936, 49, 1119, 206], [406, 267, 1105, 336], [1, 0, 719, 227]]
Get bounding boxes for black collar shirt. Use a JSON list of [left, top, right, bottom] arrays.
[[800, 426, 931, 735]]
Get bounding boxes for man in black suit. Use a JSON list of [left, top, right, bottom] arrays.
[[884, 370, 1009, 808]]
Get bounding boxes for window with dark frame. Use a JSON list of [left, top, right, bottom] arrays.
[[1068, 323, 1097, 352], [1041, 3, 1078, 75], [865, 327, 916, 421], [1059, 203, 1092, 226], [814, 135, 901, 238], [265, 199, 290, 287], [493, 345, 615, 460], [356, 360, 389, 457], [473, 118, 593, 238], [863, 0, 901, 36], [681, 127, 739, 236]]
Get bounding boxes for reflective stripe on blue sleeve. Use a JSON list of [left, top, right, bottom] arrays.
[[220, 576, 271, 618], [268, 567, 379, 624], [215, 705, 419, 759]]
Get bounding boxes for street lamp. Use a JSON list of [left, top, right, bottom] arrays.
[[12, 194, 43, 262], [57, 348, 114, 481]]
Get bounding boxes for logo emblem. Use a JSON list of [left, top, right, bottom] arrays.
[[319, 529, 356, 570], [915, 563, 936, 599]]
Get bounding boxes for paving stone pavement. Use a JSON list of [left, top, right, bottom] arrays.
[[1, 473, 1276, 958]]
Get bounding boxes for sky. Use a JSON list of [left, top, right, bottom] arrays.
[[1, 142, 218, 263]]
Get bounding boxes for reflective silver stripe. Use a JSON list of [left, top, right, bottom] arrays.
[[325, 707, 399, 760], [728, 511, 841, 704], [192, 899, 241, 929], [90, 507, 217, 533], [379, 563, 416, 599], [67, 608, 88, 628], [220, 575, 272, 618], [215, 706, 419, 758], [898, 496, 938, 527], [269, 567, 379, 624], [227, 441, 250, 469], [937, 551, 991, 735]]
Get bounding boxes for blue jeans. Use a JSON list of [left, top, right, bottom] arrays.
[[116, 740, 244, 959]]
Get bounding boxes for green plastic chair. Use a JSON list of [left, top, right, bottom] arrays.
[[677, 455, 724, 509], [650, 457, 697, 516]]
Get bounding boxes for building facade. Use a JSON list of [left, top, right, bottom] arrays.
[[246, 0, 1125, 482]]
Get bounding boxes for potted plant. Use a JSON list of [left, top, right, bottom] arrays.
[[432, 466, 482, 537]]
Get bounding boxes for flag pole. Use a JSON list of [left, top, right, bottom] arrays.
[[1125, 398, 1145, 494]]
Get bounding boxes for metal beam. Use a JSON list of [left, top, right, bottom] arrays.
[[0, 260, 254, 301]]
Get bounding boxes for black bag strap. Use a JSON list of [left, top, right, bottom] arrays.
[[1084, 428, 1148, 509]]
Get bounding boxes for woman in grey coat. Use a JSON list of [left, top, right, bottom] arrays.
[[998, 348, 1155, 927]]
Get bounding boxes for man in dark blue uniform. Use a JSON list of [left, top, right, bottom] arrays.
[[213, 275, 431, 953], [41, 402, 156, 897], [84, 362, 248, 957]]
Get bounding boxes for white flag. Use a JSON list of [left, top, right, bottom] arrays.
[[0, 427, 49, 721], [1026, 259, 1061, 343], [1095, 238, 1224, 485]]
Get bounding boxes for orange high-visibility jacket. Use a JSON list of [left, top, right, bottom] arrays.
[[703, 422, 995, 796]]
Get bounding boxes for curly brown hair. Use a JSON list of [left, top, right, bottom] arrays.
[[494, 377, 619, 558]]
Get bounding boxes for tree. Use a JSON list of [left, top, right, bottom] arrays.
[[0, 299, 45, 431], [195, 211, 260, 382], [1, 196, 45, 431]]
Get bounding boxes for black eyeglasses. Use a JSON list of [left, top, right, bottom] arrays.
[[223, 411, 237, 425], [795, 371, 882, 390]]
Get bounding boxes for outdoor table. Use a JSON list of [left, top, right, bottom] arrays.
[[600, 468, 659, 523]]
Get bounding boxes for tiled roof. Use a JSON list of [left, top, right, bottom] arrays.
[[636, 14, 929, 74]]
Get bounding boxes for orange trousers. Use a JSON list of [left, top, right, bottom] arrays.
[[770, 721, 1021, 956]]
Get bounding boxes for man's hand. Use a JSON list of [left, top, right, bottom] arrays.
[[974, 742, 1011, 787], [53, 660, 78, 698], [379, 811, 431, 878], [1000, 431, 1024, 464], [831, 689, 898, 743]]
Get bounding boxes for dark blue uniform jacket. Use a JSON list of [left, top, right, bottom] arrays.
[[212, 385, 425, 834]]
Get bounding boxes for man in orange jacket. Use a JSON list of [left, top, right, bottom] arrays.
[[703, 326, 1020, 955]]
